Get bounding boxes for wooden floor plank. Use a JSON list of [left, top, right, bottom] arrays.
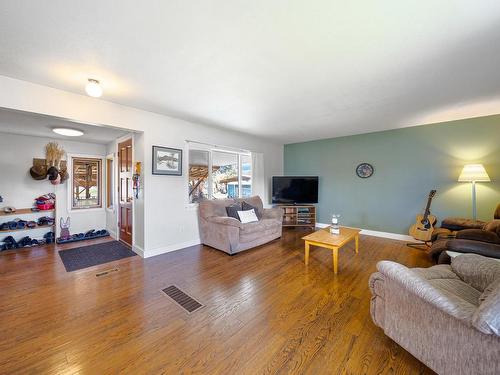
[[0, 229, 435, 374]]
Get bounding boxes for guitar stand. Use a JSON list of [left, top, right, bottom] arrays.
[[406, 241, 431, 250]]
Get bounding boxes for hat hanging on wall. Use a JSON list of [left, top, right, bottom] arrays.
[[29, 165, 48, 180], [47, 166, 59, 181], [28, 141, 67, 184], [59, 169, 69, 182], [50, 173, 61, 185]]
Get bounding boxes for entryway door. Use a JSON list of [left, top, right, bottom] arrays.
[[118, 138, 133, 246]]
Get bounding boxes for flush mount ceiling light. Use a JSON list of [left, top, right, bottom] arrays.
[[85, 78, 103, 97], [52, 128, 84, 137]]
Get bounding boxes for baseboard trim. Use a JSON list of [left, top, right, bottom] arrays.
[[108, 229, 117, 240], [315, 223, 414, 242], [132, 245, 145, 257], [138, 225, 414, 258], [143, 238, 202, 258]]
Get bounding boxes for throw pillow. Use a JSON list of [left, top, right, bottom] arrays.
[[237, 209, 259, 224], [242, 201, 262, 219], [226, 203, 242, 220]]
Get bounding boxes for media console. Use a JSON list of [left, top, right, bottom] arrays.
[[277, 205, 316, 229]]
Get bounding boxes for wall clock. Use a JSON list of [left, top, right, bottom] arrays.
[[356, 163, 374, 178]]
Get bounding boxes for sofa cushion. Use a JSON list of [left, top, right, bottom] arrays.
[[480, 277, 500, 303], [199, 198, 236, 218], [225, 202, 242, 220], [447, 239, 500, 260], [456, 229, 500, 244], [240, 218, 280, 235], [451, 254, 500, 292], [472, 277, 500, 336], [236, 196, 264, 217], [427, 278, 481, 306], [412, 264, 460, 281], [441, 217, 485, 231]]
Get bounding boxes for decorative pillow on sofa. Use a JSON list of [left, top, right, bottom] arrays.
[[226, 203, 242, 220], [237, 209, 259, 224], [242, 201, 262, 219]]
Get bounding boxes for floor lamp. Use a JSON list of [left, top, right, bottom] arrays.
[[458, 164, 490, 221]]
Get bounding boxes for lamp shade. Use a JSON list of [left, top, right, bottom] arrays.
[[458, 164, 490, 182]]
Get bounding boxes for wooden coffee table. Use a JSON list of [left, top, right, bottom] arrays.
[[302, 226, 361, 274]]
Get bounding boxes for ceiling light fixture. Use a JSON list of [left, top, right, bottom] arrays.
[[85, 78, 103, 97], [52, 128, 84, 137]]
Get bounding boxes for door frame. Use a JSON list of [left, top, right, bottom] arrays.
[[114, 134, 135, 248], [105, 152, 118, 239]]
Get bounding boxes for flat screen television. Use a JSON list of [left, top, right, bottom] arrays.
[[272, 176, 319, 204]]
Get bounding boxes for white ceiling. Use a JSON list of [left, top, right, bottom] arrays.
[[0, 109, 129, 144], [0, 1, 500, 143]]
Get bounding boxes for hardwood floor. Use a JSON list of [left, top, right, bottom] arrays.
[[0, 229, 435, 374]]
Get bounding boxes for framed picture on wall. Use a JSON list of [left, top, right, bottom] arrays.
[[152, 146, 182, 176]]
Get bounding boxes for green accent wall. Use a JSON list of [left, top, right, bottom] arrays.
[[284, 115, 500, 234]]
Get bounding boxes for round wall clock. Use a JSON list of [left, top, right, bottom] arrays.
[[356, 163, 374, 178]]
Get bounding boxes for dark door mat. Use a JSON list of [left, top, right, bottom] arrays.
[[58, 241, 137, 272]]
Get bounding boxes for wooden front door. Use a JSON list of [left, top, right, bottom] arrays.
[[118, 139, 133, 246]]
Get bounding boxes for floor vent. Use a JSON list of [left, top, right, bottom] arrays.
[[95, 268, 119, 277], [162, 285, 203, 313]]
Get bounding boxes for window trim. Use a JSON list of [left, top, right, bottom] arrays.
[[67, 153, 105, 213], [186, 141, 252, 205]]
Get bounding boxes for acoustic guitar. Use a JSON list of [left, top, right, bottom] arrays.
[[409, 190, 437, 242]]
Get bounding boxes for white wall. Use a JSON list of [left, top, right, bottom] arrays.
[[0, 132, 107, 239], [0, 75, 284, 257]]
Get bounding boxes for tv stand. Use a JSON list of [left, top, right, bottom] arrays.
[[277, 204, 316, 229]]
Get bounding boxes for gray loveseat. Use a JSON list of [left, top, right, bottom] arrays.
[[369, 253, 500, 375], [198, 196, 283, 254]]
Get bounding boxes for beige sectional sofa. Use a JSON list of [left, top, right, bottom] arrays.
[[198, 196, 283, 254], [369, 253, 500, 375]]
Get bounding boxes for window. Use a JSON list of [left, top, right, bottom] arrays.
[[106, 157, 114, 209], [72, 157, 102, 209], [188, 143, 252, 203], [240, 154, 252, 198], [212, 151, 239, 199], [188, 149, 209, 203]]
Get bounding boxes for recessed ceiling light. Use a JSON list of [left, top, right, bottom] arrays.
[[85, 78, 103, 98], [52, 128, 84, 137]]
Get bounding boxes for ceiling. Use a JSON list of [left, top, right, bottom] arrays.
[[0, 109, 129, 144], [0, 1, 499, 143]]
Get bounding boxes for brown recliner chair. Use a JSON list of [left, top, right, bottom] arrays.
[[431, 203, 500, 241], [429, 204, 500, 263]]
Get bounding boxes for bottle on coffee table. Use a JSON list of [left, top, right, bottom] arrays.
[[330, 214, 340, 235]]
